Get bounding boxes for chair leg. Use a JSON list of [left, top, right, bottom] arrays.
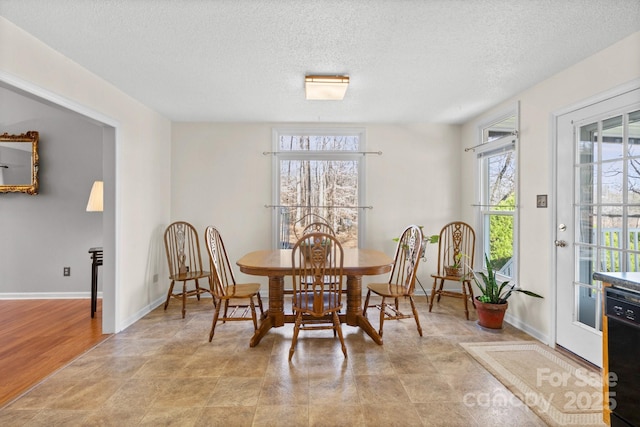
[[409, 296, 423, 336], [466, 280, 476, 309], [195, 279, 202, 301], [378, 297, 386, 338], [436, 279, 445, 302], [223, 300, 229, 324], [164, 280, 175, 310], [333, 311, 347, 358], [256, 292, 264, 317], [181, 281, 187, 318], [362, 290, 371, 317], [250, 298, 258, 331], [289, 311, 302, 361], [209, 298, 222, 342], [428, 278, 437, 312], [461, 281, 470, 320]]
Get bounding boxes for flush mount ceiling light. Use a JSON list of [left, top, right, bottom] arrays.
[[305, 75, 349, 100]]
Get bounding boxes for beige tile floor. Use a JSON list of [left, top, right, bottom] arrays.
[[0, 293, 554, 426]]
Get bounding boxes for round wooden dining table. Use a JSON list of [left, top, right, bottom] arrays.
[[236, 248, 393, 347]]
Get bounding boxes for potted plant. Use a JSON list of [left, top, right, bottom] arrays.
[[444, 249, 467, 277], [468, 254, 543, 329]]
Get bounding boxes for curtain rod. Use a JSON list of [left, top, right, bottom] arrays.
[[263, 151, 382, 156], [265, 204, 373, 209]]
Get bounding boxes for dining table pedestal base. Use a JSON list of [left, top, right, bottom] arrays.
[[249, 274, 384, 347], [239, 248, 393, 348]]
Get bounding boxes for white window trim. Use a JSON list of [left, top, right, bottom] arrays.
[[475, 103, 520, 282]]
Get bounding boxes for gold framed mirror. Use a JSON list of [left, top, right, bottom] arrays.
[[0, 131, 39, 195]]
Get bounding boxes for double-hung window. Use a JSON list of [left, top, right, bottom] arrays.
[[476, 110, 518, 277], [271, 128, 366, 249]]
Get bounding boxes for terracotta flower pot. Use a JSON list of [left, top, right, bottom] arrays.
[[473, 298, 508, 329]]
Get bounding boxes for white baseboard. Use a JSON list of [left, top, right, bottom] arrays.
[[503, 311, 550, 345], [119, 296, 165, 332]]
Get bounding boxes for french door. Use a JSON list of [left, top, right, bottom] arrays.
[[555, 88, 640, 367]]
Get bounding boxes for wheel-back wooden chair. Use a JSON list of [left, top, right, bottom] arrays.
[[204, 226, 264, 341], [293, 213, 332, 241], [302, 221, 336, 236], [163, 221, 212, 318], [362, 224, 424, 337], [429, 221, 476, 319], [289, 232, 346, 360]]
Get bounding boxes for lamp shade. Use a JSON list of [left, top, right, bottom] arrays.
[[86, 180, 103, 212]]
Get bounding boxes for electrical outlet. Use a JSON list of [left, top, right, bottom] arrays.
[[63, 267, 71, 276]]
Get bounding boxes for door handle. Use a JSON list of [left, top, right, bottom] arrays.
[[555, 240, 567, 247]]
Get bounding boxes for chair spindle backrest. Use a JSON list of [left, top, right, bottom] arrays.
[[204, 226, 236, 297], [164, 221, 204, 278], [436, 221, 476, 276], [291, 232, 344, 316], [387, 225, 423, 292], [302, 221, 336, 236]]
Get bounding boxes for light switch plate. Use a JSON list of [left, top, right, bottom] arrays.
[[537, 194, 548, 208]]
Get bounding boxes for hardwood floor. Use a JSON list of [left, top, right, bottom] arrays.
[[0, 299, 110, 407]]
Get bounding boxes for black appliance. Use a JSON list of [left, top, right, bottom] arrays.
[[605, 287, 640, 427]]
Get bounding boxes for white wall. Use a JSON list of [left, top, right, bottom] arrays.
[[171, 122, 461, 289], [0, 17, 172, 333], [460, 31, 640, 342], [0, 86, 103, 295]]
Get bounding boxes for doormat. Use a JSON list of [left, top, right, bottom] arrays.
[[460, 341, 606, 427]]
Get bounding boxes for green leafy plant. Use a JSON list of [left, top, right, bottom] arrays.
[[470, 254, 543, 304], [449, 251, 469, 268], [392, 226, 439, 259]]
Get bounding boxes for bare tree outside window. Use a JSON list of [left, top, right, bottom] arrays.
[[274, 132, 364, 249]]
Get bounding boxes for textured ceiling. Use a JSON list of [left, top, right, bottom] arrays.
[[1, 0, 639, 124]]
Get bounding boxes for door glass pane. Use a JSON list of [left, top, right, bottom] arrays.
[[602, 248, 623, 272], [628, 110, 640, 157], [576, 205, 597, 245], [602, 116, 623, 161], [577, 164, 597, 204], [628, 157, 640, 197], [579, 122, 598, 163], [575, 284, 598, 329], [627, 206, 640, 272], [577, 245, 595, 285], [602, 205, 623, 248], [602, 160, 624, 204]]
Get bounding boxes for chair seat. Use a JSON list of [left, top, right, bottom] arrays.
[[293, 291, 342, 315], [169, 270, 211, 281], [367, 282, 411, 298], [222, 283, 261, 299]]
